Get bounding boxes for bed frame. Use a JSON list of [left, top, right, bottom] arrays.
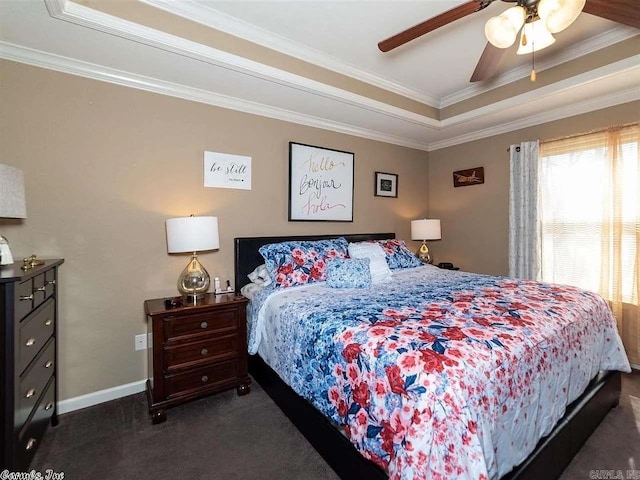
[[234, 233, 622, 480]]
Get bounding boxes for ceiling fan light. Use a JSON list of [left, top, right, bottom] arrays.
[[485, 15, 518, 48], [538, 0, 586, 33], [516, 19, 556, 55]]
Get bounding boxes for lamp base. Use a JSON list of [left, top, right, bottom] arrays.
[[416, 241, 432, 264], [177, 254, 210, 301]]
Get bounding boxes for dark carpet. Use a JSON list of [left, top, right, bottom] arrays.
[[31, 371, 640, 480]]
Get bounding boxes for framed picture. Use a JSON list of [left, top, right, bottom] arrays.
[[288, 142, 354, 222], [374, 171, 398, 198], [453, 166, 484, 187]]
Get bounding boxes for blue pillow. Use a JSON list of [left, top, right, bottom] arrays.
[[377, 239, 423, 270], [326, 258, 371, 289], [259, 237, 349, 289]]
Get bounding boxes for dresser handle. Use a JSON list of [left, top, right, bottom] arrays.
[[201, 375, 208, 383], [45, 360, 54, 368], [19, 294, 33, 301], [200, 348, 208, 356], [25, 337, 36, 347], [47, 280, 56, 285], [25, 388, 36, 398], [45, 402, 54, 411], [45, 318, 53, 326], [35, 286, 47, 292], [200, 321, 208, 329], [25, 438, 37, 451]]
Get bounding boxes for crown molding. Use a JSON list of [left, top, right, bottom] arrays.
[[440, 26, 639, 108], [139, 0, 441, 108], [0, 41, 432, 152], [44, 0, 439, 129], [429, 86, 640, 151]]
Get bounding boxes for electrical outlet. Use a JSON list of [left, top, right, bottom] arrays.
[[135, 333, 147, 351]]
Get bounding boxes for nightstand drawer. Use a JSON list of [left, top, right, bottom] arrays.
[[19, 299, 55, 374], [17, 377, 55, 470], [17, 339, 55, 428], [15, 279, 34, 321], [163, 309, 238, 342], [165, 359, 239, 399], [164, 334, 239, 372]]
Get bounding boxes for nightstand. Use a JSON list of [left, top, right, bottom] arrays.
[[144, 293, 250, 424]]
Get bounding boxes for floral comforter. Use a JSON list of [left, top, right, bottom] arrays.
[[247, 266, 630, 480]]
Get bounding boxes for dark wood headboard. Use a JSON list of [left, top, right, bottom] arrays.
[[234, 232, 395, 292]]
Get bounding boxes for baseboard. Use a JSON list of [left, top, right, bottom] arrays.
[[58, 379, 147, 414]]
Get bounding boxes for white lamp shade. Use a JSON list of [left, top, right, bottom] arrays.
[[485, 6, 526, 49], [411, 219, 441, 241], [538, 0, 585, 33], [0, 164, 27, 218], [166, 216, 220, 253], [516, 19, 556, 55]]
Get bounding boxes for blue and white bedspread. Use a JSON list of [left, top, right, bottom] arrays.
[[248, 266, 630, 480]]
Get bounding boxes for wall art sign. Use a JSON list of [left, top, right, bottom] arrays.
[[374, 171, 398, 198], [453, 166, 484, 187], [288, 142, 354, 222], [204, 151, 251, 190]]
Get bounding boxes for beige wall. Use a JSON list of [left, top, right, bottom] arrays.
[[428, 101, 640, 276], [0, 60, 429, 400]]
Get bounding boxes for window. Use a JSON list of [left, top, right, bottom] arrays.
[[539, 124, 639, 306]]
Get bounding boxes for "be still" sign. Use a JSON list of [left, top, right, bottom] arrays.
[[204, 151, 252, 190]]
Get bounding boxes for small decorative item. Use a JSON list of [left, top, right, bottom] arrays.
[[453, 167, 484, 187], [288, 142, 354, 222], [374, 172, 398, 198], [411, 219, 441, 264], [166, 215, 220, 302], [0, 164, 27, 266], [204, 151, 251, 190]]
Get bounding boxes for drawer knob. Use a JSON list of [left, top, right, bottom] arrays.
[[19, 294, 34, 301], [35, 286, 47, 292], [25, 337, 36, 347], [47, 280, 56, 285], [25, 388, 37, 398], [25, 438, 37, 451], [45, 360, 54, 368], [200, 321, 208, 329], [45, 318, 53, 327], [201, 348, 208, 356], [201, 375, 208, 383], [45, 402, 54, 411]]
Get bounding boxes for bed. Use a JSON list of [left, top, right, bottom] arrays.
[[234, 232, 630, 480]]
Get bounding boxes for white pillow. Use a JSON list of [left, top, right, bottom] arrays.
[[247, 264, 272, 286], [240, 282, 264, 300], [348, 242, 393, 284]]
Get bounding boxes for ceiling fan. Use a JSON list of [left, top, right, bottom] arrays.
[[378, 0, 640, 83]]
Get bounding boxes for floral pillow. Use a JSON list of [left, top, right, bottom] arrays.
[[326, 258, 371, 289], [376, 239, 423, 270], [259, 237, 349, 289]]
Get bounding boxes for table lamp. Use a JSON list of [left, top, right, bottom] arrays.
[[166, 215, 219, 301], [0, 164, 27, 266], [411, 219, 441, 264]]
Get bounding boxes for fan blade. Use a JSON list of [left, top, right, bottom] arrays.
[[583, 0, 640, 28], [470, 42, 505, 82], [378, 1, 489, 52]]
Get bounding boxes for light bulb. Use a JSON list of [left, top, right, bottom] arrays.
[[517, 19, 556, 55], [538, 0, 585, 33], [485, 6, 526, 49]]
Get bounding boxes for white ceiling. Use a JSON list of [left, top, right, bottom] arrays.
[[0, 0, 638, 151]]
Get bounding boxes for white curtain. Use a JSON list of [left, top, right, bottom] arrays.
[[509, 141, 540, 279]]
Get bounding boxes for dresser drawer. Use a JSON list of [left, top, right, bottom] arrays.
[[15, 279, 34, 321], [165, 359, 239, 399], [19, 299, 55, 374], [164, 334, 238, 372], [163, 309, 238, 342], [16, 377, 55, 471], [17, 339, 55, 428]]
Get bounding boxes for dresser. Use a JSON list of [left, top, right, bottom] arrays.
[[144, 293, 250, 424], [0, 259, 63, 470]]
